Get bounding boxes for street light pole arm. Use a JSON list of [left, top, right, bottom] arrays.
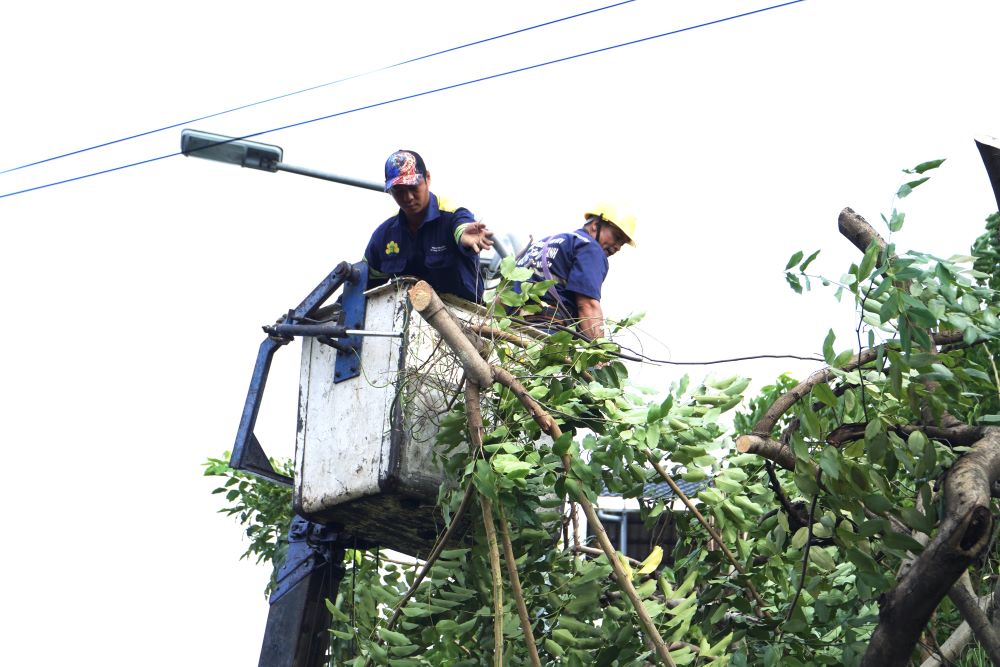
[[275, 162, 384, 192]]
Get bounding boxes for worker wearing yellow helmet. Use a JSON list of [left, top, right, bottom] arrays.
[[514, 202, 636, 339]]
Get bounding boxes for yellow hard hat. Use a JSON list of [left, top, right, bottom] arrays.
[[584, 202, 637, 246]]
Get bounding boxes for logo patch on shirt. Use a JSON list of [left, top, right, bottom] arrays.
[[429, 245, 447, 253], [385, 241, 400, 256]]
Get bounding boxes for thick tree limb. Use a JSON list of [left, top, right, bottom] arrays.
[[861, 427, 1000, 667], [828, 422, 986, 448]]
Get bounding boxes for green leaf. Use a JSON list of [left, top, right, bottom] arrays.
[[822, 329, 836, 365], [909, 158, 946, 174], [764, 644, 783, 667], [882, 530, 925, 554], [897, 177, 929, 199], [552, 432, 573, 456], [930, 363, 954, 381], [799, 249, 821, 272], [812, 382, 838, 408], [889, 209, 905, 232], [899, 506, 933, 534], [819, 447, 841, 480], [800, 405, 822, 439], [786, 272, 803, 294], [809, 547, 837, 572], [786, 250, 804, 270], [863, 494, 893, 514], [498, 289, 525, 308], [378, 628, 412, 647], [790, 527, 809, 550], [859, 241, 880, 281]]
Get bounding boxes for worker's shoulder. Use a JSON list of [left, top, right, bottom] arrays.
[[434, 194, 469, 215]]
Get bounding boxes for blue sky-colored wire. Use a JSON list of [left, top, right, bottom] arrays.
[[0, 0, 637, 176], [0, 0, 806, 200]]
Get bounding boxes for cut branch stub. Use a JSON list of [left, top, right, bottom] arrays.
[[735, 434, 797, 472], [409, 281, 493, 387], [838, 207, 887, 254]]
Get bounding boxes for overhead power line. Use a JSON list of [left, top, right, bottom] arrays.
[[0, 0, 807, 201], [0, 0, 638, 176]]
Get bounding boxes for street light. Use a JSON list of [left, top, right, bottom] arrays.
[[180, 128, 385, 192], [976, 134, 1000, 211], [181, 128, 519, 272]]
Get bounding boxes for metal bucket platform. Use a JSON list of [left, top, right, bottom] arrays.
[[293, 279, 487, 555]]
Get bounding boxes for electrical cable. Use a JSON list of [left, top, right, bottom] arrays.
[[0, 0, 638, 176], [0, 0, 807, 201]]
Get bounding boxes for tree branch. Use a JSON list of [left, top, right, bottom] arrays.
[[839, 207, 887, 254], [735, 434, 798, 471], [490, 365, 677, 666], [828, 422, 986, 448], [497, 505, 543, 667], [410, 281, 677, 666], [947, 571, 1000, 666], [861, 427, 1000, 667], [465, 382, 505, 667]]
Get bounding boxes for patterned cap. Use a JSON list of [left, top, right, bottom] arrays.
[[384, 149, 427, 191]]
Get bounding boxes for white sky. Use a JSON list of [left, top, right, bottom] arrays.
[[2, 1, 998, 664]]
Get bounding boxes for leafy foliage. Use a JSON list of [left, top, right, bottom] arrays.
[[204, 454, 294, 594], [211, 163, 1000, 666]]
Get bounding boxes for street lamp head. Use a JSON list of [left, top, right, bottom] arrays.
[[181, 129, 283, 172], [976, 134, 1000, 211]]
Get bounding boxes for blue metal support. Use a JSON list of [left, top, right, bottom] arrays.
[[334, 262, 368, 383], [257, 516, 346, 667], [230, 261, 365, 484]]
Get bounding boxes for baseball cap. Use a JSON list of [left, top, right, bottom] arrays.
[[384, 149, 427, 191]]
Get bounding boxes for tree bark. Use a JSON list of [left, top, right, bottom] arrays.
[[839, 207, 887, 254], [947, 572, 1000, 666], [861, 427, 1000, 666], [828, 422, 986, 448], [735, 434, 797, 471]]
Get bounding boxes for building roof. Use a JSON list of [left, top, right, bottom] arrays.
[[601, 477, 712, 502]]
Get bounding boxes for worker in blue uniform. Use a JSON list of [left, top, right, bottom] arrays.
[[364, 149, 493, 302], [514, 203, 637, 339]]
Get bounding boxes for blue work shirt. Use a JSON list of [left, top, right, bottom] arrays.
[[515, 227, 608, 320], [364, 193, 482, 302]]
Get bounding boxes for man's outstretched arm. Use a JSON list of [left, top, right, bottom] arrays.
[[575, 295, 605, 340]]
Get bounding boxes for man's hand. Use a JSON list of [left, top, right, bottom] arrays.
[[459, 221, 495, 253]]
